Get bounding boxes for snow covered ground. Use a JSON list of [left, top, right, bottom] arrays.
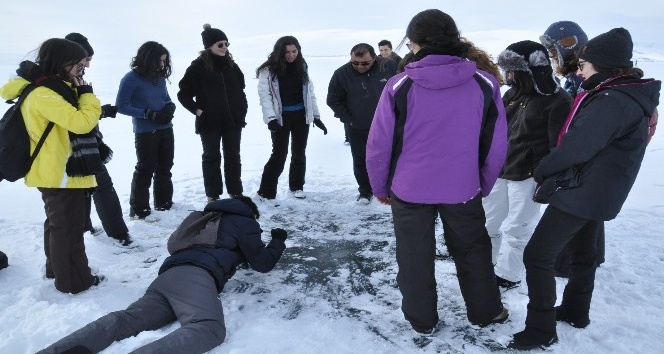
[[1, 1, 663, 353]]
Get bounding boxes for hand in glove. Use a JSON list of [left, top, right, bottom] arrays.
[[313, 118, 327, 135], [146, 102, 176, 125], [100, 104, 117, 118], [267, 120, 280, 132], [271, 228, 288, 241]]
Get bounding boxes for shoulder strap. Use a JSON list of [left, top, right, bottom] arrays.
[[16, 84, 56, 166]]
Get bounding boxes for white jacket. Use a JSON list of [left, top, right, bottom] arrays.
[[257, 67, 320, 125]]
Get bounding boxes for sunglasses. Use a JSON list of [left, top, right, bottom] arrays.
[[577, 60, 587, 71], [351, 60, 374, 67], [216, 42, 230, 48]]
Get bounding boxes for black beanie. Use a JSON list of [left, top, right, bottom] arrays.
[[497, 40, 558, 95], [201, 23, 228, 49], [65, 32, 94, 56], [579, 27, 633, 69]]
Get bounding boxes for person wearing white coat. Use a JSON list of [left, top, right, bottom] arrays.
[[256, 36, 326, 200]]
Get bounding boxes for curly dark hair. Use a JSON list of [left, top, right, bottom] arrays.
[[130, 41, 172, 83], [233, 195, 260, 220], [406, 9, 470, 57], [256, 35, 308, 83]]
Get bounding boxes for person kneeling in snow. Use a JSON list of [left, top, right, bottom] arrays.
[[37, 196, 287, 354]]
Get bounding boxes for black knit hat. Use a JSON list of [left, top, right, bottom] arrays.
[[579, 27, 633, 69], [497, 40, 558, 95], [201, 23, 228, 49], [65, 32, 94, 56]]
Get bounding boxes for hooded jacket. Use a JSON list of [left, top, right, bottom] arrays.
[[0, 64, 101, 188], [535, 74, 661, 220], [366, 54, 507, 204], [326, 57, 397, 130], [177, 55, 248, 133], [158, 198, 285, 292]]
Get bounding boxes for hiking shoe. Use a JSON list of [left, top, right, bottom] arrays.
[[91, 275, 105, 286], [356, 194, 372, 205], [292, 190, 306, 199], [0, 251, 8, 270], [207, 196, 220, 203], [471, 308, 509, 328], [129, 208, 151, 219], [555, 306, 590, 328], [154, 201, 173, 211], [507, 329, 558, 350], [496, 275, 521, 290], [411, 321, 441, 335], [110, 233, 133, 247], [256, 192, 275, 202]]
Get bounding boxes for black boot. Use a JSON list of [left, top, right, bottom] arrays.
[[508, 329, 558, 350], [555, 306, 590, 328]]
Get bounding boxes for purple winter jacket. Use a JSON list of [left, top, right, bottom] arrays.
[[366, 54, 507, 204]]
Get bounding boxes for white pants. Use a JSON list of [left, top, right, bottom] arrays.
[[483, 178, 542, 282]]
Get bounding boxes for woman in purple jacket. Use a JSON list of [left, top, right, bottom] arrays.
[[366, 9, 508, 334]]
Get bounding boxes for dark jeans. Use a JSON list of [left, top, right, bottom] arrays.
[[348, 127, 371, 196], [390, 193, 502, 329], [199, 127, 243, 198], [130, 128, 174, 213], [36, 266, 226, 354], [40, 188, 94, 294], [86, 165, 129, 238], [258, 110, 309, 198], [523, 205, 599, 337]]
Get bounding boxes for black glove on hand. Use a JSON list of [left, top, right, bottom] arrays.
[[313, 118, 327, 135], [100, 104, 117, 118], [267, 120, 280, 132], [271, 228, 287, 241], [146, 103, 176, 125]]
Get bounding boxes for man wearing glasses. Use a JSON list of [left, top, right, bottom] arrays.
[[327, 43, 397, 203]]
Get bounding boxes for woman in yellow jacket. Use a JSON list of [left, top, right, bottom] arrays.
[[0, 38, 104, 294]]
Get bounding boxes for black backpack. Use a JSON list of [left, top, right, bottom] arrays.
[[0, 84, 55, 182], [167, 211, 223, 255]]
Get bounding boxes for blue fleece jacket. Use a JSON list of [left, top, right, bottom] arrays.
[[116, 70, 174, 133]]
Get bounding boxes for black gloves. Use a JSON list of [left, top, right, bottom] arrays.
[[146, 102, 176, 125], [313, 118, 327, 135], [100, 104, 117, 118], [271, 228, 287, 241], [267, 120, 280, 132]]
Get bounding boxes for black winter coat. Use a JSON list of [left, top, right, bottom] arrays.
[[326, 57, 397, 130], [177, 56, 248, 133], [158, 198, 286, 292], [501, 89, 571, 180], [534, 74, 661, 221]]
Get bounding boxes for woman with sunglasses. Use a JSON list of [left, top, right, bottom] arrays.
[[117, 41, 176, 220], [508, 28, 661, 350], [0, 38, 105, 293], [255, 35, 326, 201], [178, 24, 248, 203]]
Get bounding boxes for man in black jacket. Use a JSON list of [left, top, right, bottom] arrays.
[[327, 43, 397, 203], [37, 196, 287, 354]]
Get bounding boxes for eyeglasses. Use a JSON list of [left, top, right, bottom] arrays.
[[577, 60, 587, 71], [216, 42, 230, 48], [406, 42, 412, 49], [351, 59, 374, 67]]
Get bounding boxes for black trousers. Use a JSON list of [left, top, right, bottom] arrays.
[[523, 205, 599, 337], [40, 188, 94, 294], [390, 193, 503, 329], [555, 222, 605, 276], [130, 128, 174, 212], [199, 127, 243, 198], [348, 127, 371, 196], [86, 165, 129, 238], [258, 110, 309, 198]]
